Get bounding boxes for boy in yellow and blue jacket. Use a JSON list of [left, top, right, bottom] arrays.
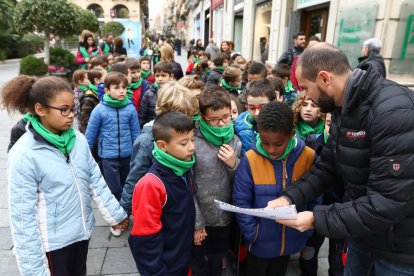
[[233, 101, 320, 276]]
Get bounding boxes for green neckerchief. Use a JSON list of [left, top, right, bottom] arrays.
[[193, 57, 199, 63], [217, 66, 225, 72], [324, 130, 329, 144], [153, 82, 160, 90], [221, 78, 241, 91], [205, 69, 211, 74], [79, 46, 99, 59], [129, 78, 143, 89], [285, 80, 295, 93], [77, 84, 89, 92], [107, 65, 111, 72], [295, 119, 325, 140], [103, 94, 130, 108], [152, 142, 195, 176], [29, 115, 76, 154], [244, 113, 255, 130], [103, 42, 110, 54], [126, 88, 133, 100], [193, 113, 201, 122], [89, 84, 98, 96], [141, 70, 151, 79], [256, 134, 297, 161], [199, 118, 234, 146], [23, 112, 31, 123]]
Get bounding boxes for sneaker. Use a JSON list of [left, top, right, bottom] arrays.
[[110, 226, 122, 237]]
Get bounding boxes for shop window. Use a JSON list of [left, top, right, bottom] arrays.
[[333, 1, 378, 67], [390, 0, 414, 73], [253, 1, 272, 63]]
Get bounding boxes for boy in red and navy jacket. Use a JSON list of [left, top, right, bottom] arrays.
[[126, 58, 150, 113], [129, 112, 196, 276], [140, 56, 156, 85]]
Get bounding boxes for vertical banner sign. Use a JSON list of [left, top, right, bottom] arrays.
[[116, 19, 142, 58]]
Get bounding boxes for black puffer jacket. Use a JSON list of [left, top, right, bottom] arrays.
[[284, 65, 414, 266], [357, 53, 386, 78], [8, 118, 27, 152], [138, 84, 159, 128], [206, 68, 223, 86]]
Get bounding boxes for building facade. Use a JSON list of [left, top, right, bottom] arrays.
[[71, 0, 149, 29], [163, 0, 414, 87]]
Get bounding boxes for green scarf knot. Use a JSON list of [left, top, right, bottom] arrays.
[[141, 70, 151, 79], [217, 66, 225, 72], [77, 84, 89, 92], [256, 134, 297, 161], [152, 142, 195, 176], [103, 94, 130, 108], [221, 79, 241, 91], [153, 82, 160, 90], [129, 78, 143, 89], [295, 119, 325, 140], [29, 115, 76, 154], [199, 118, 234, 146]]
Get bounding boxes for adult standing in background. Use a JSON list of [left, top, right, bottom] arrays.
[[357, 38, 386, 78], [220, 41, 232, 55], [100, 33, 114, 54], [205, 38, 219, 60], [160, 44, 184, 80], [174, 38, 182, 56], [76, 31, 102, 69], [114, 37, 127, 56], [277, 32, 306, 68], [194, 39, 205, 54], [269, 42, 414, 275], [187, 39, 195, 59]]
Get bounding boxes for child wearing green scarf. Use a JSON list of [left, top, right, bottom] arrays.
[[192, 87, 242, 274], [220, 67, 242, 97], [85, 72, 139, 237], [233, 101, 320, 276], [3, 75, 128, 275], [129, 112, 197, 275]]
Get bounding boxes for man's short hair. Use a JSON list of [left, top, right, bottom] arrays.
[[297, 42, 351, 81], [153, 112, 194, 142], [246, 78, 276, 101], [257, 101, 294, 134], [363, 38, 382, 55], [153, 61, 173, 74], [293, 31, 306, 40], [248, 61, 267, 77], [198, 85, 231, 115]]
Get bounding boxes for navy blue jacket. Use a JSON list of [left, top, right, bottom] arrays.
[[129, 160, 195, 275]]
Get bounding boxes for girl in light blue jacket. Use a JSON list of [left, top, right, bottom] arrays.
[[2, 75, 129, 276]]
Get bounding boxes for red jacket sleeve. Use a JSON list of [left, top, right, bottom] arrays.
[[131, 173, 166, 236], [290, 56, 300, 90]]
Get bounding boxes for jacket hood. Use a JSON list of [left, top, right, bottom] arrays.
[[142, 120, 154, 135], [235, 111, 254, 133]]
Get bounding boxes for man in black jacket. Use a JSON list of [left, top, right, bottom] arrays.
[[269, 42, 414, 274], [276, 32, 306, 68], [357, 37, 386, 78]]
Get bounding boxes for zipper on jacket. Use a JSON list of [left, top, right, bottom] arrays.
[[116, 108, 121, 158], [249, 223, 260, 252], [66, 152, 90, 236], [280, 159, 287, 256]]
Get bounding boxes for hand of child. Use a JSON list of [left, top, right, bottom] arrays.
[[114, 218, 129, 231], [218, 144, 236, 169], [194, 228, 208, 245]]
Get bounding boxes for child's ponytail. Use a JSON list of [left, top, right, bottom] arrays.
[[1, 75, 72, 115], [1, 75, 37, 114]]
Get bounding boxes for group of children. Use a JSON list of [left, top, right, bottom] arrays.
[[3, 42, 345, 276]]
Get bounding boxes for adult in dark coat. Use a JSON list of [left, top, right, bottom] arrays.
[[276, 32, 306, 68], [357, 38, 386, 78], [269, 42, 414, 275]]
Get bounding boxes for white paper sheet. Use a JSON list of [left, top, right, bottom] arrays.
[[214, 199, 297, 220]]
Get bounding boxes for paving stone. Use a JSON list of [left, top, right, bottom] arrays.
[[0, 249, 20, 275], [101, 247, 138, 275], [0, 209, 10, 227], [89, 226, 111, 249], [87, 248, 107, 275], [0, 227, 13, 250]]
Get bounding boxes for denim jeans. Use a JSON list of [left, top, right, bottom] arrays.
[[344, 240, 414, 276]]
